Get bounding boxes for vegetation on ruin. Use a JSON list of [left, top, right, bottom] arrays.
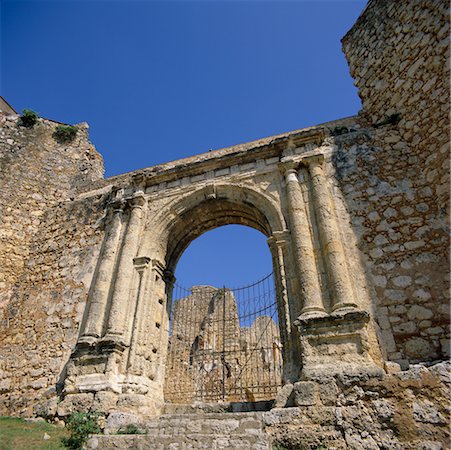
[[53, 125, 78, 144], [373, 112, 401, 128], [18, 109, 39, 128], [272, 442, 327, 450], [0, 416, 68, 449], [61, 412, 102, 449], [116, 423, 146, 435]]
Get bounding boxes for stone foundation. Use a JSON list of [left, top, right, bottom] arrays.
[[83, 362, 450, 449]]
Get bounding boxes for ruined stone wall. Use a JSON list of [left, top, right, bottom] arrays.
[[165, 286, 282, 404], [0, 113, 107, 415], [0, 114, 103, 308], [338, 0, 450, 365]]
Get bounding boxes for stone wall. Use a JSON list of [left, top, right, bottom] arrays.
[[0, 114, 103, 308], [0, 113, 106, 415], [339, 0, 450, 365], [266, 361, 450, 450]]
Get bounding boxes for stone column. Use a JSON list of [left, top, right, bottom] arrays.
[[163, 269, 176, 322], [282, 164, 326, 318], [268, 230, 301, 382], [267, 231, 291, 339], [304, 156, 358, 313], [103, 192, 147, 343], [79, 199, 125, 343]]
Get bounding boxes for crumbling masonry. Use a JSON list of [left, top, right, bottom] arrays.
[[0, 1, 449, 448]]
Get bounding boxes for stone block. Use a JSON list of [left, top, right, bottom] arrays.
[[104, 412, 140, 434], [33, 398, 58, 419], [404, 337, 433, 359], [57, 393, 94, 417], [272, 383, 294, 408], [384, 361, 401, 374], [318, 379, 338, 406], [92, 391, 118, 412], [293, 381, 318, 406], [117, 393, 149, 408]]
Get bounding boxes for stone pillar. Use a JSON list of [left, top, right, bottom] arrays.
[[282, 164, 326, 318], [303, 156, 358, 313], [79, 199, 125, 342], [268, 230, 299, 382], [140, 260, 167, 380], [267, 231, 291, 339], [126, 256, 151, 374], [103, 193, 147, 343]]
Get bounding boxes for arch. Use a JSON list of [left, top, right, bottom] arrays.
[[151, 184, 286, 274]]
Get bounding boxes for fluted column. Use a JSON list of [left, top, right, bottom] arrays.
[[103, 193, 147, 342], [79, 199, 125, 342], [304, 155, 358, 313], [282, 164, 326, 318]]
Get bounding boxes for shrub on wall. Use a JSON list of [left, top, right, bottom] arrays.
[[61, 412, 102, 449], [53, 125, 78, 144], [18, 109, 39, 128]]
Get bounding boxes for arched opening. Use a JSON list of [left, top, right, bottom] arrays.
[[160, 193, 287, 406]]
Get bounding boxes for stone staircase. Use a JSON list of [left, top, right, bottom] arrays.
[[87, 411, 271, 450]]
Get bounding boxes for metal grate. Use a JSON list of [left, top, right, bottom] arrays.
[[164, 273, 283, 404]]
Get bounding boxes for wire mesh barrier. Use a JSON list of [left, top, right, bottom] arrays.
[[164, 273, 283, 404]]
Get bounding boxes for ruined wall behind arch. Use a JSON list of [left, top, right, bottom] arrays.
[[0, 115, 107, 415], [340, 0, 450, 364]]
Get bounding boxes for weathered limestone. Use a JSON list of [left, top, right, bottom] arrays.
[[0, 6, 448, 450], [86, 362, 450, 449], [57, 124, 382, 416], [303, 155, 358, 313], [80, 199, 125, 341], [126, 255, 152, 373], [164, 286, 282, 404], [103, 193, 146, 342], [281, 164, 325, 318]]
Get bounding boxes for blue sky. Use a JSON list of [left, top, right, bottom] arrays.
[[2, 0, 366, 289]]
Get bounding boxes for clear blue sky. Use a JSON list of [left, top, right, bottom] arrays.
[[2, 0, 366, 290]]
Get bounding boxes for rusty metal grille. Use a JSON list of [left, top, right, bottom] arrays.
[[164, 273, 283, 404]]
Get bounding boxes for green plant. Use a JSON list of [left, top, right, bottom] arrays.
[[331, 126, 349, 136], [53, 125, 78, 144], [272, 445, 290, 450], [374, 113, 401, 128], [18, 109, 39, 128], [61, 412, 102, 449], [117, 423, 146, 435]]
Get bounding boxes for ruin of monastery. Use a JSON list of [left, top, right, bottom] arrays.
[[0, 1, 449, 448]]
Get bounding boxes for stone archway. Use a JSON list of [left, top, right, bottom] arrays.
[[61, 134, 383, 417], [154, 185, 292, 402], [133, 183, 297, 410]]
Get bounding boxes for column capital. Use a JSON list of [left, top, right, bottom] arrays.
[[278, 159, 300, 176], [109, 198, 126, 212], [133, 256, 151, 271], [267, 230, 290, 248], [128, 192, 146, 209], [299, 153, 325, 169], [152, 259, 166, 277]]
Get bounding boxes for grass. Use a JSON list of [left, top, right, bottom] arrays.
[[0, 417, 68, 450]]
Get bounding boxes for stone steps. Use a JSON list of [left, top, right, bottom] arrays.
[[87, 412, 271, 450]]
